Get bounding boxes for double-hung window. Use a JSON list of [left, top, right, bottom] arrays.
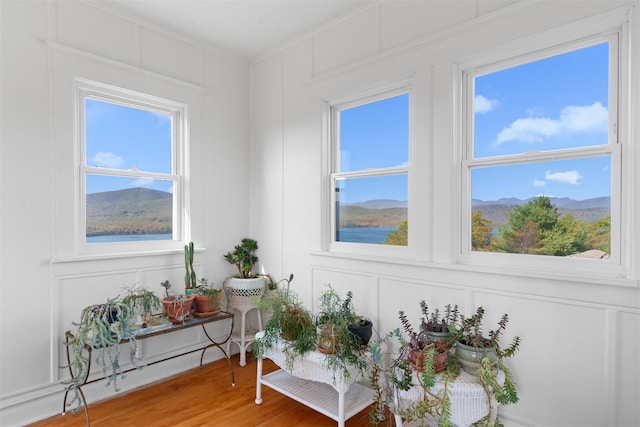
[[77, 79, 187, 252], [328, 86, 410, 249], [461, 34, 620, 271]]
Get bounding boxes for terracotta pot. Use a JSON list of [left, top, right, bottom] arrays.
[[409, 342, 449, 373], [161, 295, 195, 324], [194, 293, 221, 314]]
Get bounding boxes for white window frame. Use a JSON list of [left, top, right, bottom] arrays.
[[75, 78, 189, 255], [457, 28, 627, 279], [324, 80, 413, 257]]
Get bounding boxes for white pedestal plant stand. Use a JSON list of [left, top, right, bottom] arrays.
[[224, 277, 267, 367]]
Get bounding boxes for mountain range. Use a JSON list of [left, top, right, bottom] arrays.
[[341, 197, 610, 228], [86, 190, 610, 236]]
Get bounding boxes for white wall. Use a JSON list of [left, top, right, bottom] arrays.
[[250, 1, 640, 427], [0, 1, 250, 425]]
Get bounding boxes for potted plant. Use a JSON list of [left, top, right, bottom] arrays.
[[313, 286, 371, 381], [253, 274, 316, 367], [193, 278, 222, 316], [368, 327, 458, 427], [121, 284, 164, 329], [449, 306, 521, 424], [399, 310, 450, 374], [223, 237, 267, 295], [184, 241, 197, 294], [160, 280, 195, 324], [64, 297, 142, 414], [419, 301, 459, 344]]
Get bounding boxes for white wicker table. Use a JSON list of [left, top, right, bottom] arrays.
[[254, 331, 374, 427], [393, 368, 505, 427]]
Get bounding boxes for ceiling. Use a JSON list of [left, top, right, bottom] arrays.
[[94, 0, 378, 61]]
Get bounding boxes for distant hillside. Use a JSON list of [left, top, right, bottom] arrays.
[[472, 196, 610, 228], [340, 197, 610, 229], [86, 187, 172, 236]]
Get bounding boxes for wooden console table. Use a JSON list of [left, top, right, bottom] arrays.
[[254, 331, 374, 427], [63, 311, 234, 426]]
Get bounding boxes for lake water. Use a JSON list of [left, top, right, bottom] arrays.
[[337, 227, 397, 244], [86, 228, 397, 245], [86, 233, 172, 243]]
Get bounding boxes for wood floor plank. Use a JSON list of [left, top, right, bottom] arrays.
[[27, 355, 389, 427]]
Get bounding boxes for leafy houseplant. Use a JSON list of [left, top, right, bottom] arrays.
[[223, 237, 266, 299], [160, 280, 195, 324], [253, 274, 316, 368], [194, 278, 222, 314], [121, 284, 163, 329], [184, 241, 197, 293], [449, 306, 521, 425], [64, 298, 142, 414], [224, 237, 259, 278], [399, 310, 450, 374], [368, 327, 458, 427]]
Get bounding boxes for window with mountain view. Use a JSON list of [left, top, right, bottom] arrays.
[[330, 90, 409, 246], [79, 80, 184, 245], [465, 38, 617, 259]]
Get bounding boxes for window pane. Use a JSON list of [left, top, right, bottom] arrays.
[[339, 94, 408, 172], [471, 157, 611, 256], [474, 43, 609, 158], [86, 175, 173, 243], [85, 98, 172, 173], [335, 175, 407, 245]]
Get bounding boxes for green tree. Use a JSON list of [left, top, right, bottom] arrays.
[[539, 214, 589, 256], [497, 196, 603, 256], [587, 216, 611, 254], [386, 221, 408, 246]]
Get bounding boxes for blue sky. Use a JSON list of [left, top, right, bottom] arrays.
[[85, 42, 610, 205], [472, 42, 610, 201], [337, 41, 610, 204], [85, 99, 174, 194]]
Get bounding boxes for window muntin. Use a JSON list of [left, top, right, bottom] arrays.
[[330, 91, 410, 246], [465, 38, 617, 260], [78, 81, 185, 248]]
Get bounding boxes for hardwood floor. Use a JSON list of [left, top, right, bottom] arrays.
[[28, 354, 386, 427]]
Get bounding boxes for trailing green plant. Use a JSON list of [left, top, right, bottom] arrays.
[[63, 297, 142, 414], [448, 306, 522, 426], [122, 284, 161, 316], [368, 328, 459, 427], [223, 237, 259, 278], [314, 286, 370, 381], [253, 274, 316, 368], [185, 241, 197, 290]]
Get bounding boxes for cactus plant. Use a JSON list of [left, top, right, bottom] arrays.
[[184, 242, 197, 290]]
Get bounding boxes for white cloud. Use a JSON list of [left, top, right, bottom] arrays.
[[533, 179, 546, 187], [130, 177, 154, 187], [496, 102, 607, 145], [475, 95, 499, 114], [545, 170, 582, 185], [90, 151, 123, 168]]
